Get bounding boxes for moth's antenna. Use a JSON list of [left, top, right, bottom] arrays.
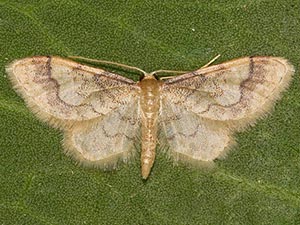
[[200, 54, 221, 69], [68, 56, 148, 76], [151, 69, 190, 76], [158, 54, 221, 80]]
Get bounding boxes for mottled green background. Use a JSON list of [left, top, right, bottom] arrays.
[[1, 1, 300, 224]]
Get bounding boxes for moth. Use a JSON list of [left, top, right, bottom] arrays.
[[7, 56, 294, 179]]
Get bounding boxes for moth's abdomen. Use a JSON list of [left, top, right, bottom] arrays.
[[139, 76, 161, 179]]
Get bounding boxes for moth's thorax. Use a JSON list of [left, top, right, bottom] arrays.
[[138, 74, 161, 179], [139, 75, 161, 115]]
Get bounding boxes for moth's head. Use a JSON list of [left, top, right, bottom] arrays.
[[139, 73, 159, 81]]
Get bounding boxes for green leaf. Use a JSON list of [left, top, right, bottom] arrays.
[[1, 1, 300, 224]]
